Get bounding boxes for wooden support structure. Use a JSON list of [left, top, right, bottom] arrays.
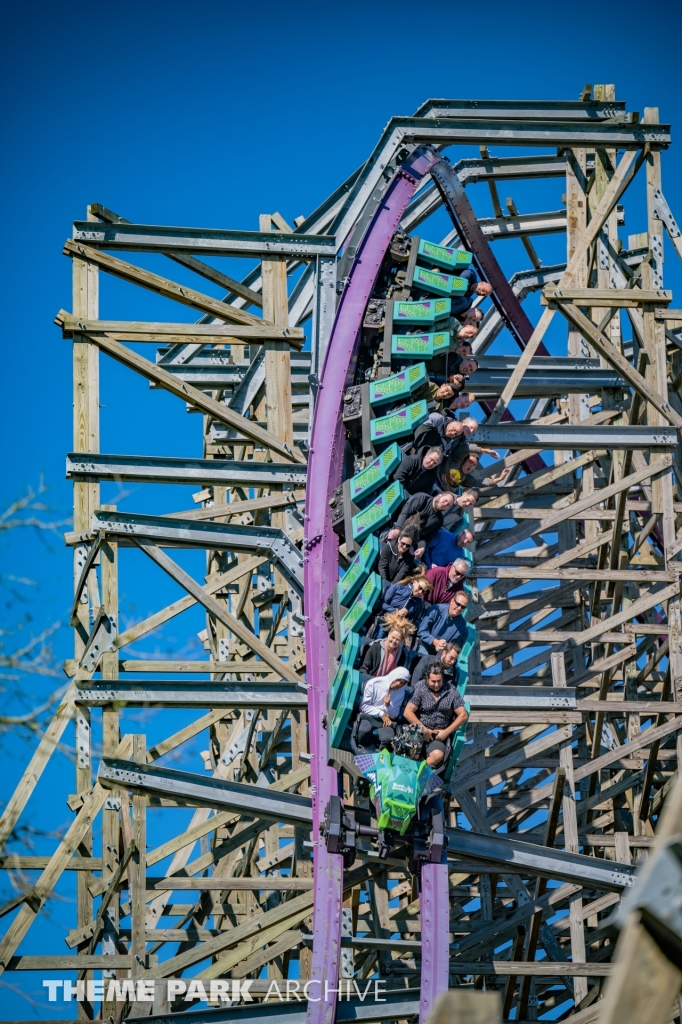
[[2, 87, 682, 1024]]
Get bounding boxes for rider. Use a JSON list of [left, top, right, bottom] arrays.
[[410, 642, 461, 689], [403, 664, 468, 767], [417, 592, 470, 653], [357, 666, 412, 750]]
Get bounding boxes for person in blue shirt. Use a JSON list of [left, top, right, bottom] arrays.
[[417, 592, 470, 654], [450, 267, 493, 319], [378, 572, 432, 631], [424, 527, 474, 568]]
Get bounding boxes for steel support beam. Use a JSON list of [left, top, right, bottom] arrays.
[[90, 510, 304, 594], [97, 758, 313, 826], [72, 223, 336, 259], [472, 424, 678, 450], [75, 681, 307, 708], [126, 994, 421, 1024], [415, 98, 629, 120], [66, 452, 308, 487], [466, 686, 576, 709], [446, 829, 636, 891]]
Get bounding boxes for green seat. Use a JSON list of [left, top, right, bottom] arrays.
[[432, 330, 452, 355], [340, 632, 361, 671], [370, 400, 428, 444], [369, 363, 429, 406], [339, 572, 382, 641], [443, 621, 476, 782], [393, 298, 451, 326], [417, 239, 473, 272], [351, 482, 404, 544], [391, 331, 450, 359], [350, 444, 401, 503], [330, 661, 348, 709], [413, 266, 469, 297], [330, 668, 361, 749], [336, 534, 379, 606], [445, 700, 471, 782]]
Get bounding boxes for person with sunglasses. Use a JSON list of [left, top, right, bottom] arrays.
[[417, 592, 471, 654], [425, 558, 471, 605], [377, 531, 418, 584], [378, 571, 433, 627]]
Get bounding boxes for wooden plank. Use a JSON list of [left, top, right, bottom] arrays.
[[146, 709, 234, 763], [0, 785, 106, 975], [115, 555, 267, 650], [118, 659, 277, 674], [543, 287, 672, 306], [151, 877, 313, 890], [135, 541, 294, 678], [82, 332, 304, 463], [469, 712, 582, 725], [130, 737, 146, 976], [166, 491, 304, 521], [573, 715, 682, 782], [143, 862, 376, 980], [63, 241, 266, 328], [0, 856, 101, 871], [452, 726, 573, 795], [578, 701, 681, 713], [448, 961, 613, 976], [85, 201, 266, 307], [477, 455, 673, 561], [487, 307, 555, 424], [557, 302, 682, 428], [484, 448, 602, 511], [6, 955, 131, 970], [0, 684, 75, 851], [55, 313, 303, 343], [474, 568, 676, 582]]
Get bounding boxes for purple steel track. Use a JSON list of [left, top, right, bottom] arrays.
[[420, 857, 450, 1022], [303, 145, 441, 1024]]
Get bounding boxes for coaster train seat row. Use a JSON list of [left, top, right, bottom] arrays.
[[321, 232, 478, 873]]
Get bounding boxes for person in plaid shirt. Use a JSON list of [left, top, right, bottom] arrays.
[[403, 664, 468, 767]]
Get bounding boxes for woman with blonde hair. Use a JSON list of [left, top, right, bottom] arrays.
[[378, 567, 432, 629], [359, 613, 414, 678]]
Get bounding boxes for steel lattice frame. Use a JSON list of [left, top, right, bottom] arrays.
[[1, 87, 682, 1024]]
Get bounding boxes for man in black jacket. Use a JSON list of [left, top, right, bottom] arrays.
[[411, 417, 469, 461], [410, 643, 460, 688], [377, 533, 417, 583], [392, 446, 443, 495], [386, 491, 455, 557]]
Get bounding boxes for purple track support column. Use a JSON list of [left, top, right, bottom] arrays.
[[420, 861, 451, 1021], [304, 145, 439, 1024]]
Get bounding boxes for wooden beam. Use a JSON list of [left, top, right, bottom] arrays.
[[477, 456, 673, 561], [114, 555, 267, 650], [0, 785, 106, 975], [557, 302, 682, 428], [63, 241, 266, 328], [56, 312, 303, 344], [543, 287, 672, 306], [135, 541, 295, 678], [80, 332, 304, 463], [0, 685, 76, 852]]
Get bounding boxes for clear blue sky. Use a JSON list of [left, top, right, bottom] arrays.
[[1, 0, 681, 1017]]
